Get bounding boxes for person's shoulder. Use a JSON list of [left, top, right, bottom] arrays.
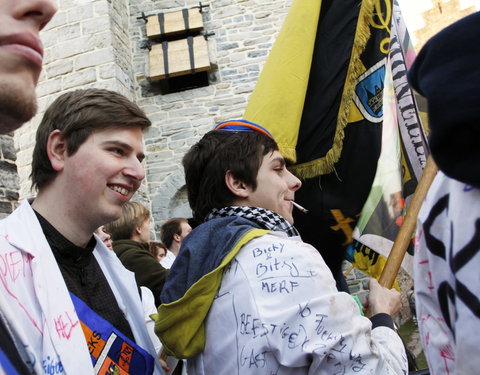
[[112, 239, 142, 257], [0, 199, 43, 251], [183, 216, 258, 244], [0, 198, 33, 224]]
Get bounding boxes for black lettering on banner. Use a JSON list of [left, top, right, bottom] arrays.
[[423, 194, 449, 259], [437, 281, 455, 333]]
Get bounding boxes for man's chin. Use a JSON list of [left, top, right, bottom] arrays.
[[0, 83, 37, 134], [0, 113, 31, 134]]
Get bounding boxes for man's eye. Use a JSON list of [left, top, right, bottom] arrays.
[[111, 148, 124, 155]]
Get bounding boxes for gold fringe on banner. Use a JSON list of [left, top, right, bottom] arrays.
[[290, 0, 378, 178]]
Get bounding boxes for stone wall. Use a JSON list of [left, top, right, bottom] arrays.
[[0, 135, 19, 219], [414, 0, 477, 51]]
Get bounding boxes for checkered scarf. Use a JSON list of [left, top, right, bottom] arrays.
[[206, 206, 300, 237]]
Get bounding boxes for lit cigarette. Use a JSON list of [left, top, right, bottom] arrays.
[[292, 201, 309, 214]]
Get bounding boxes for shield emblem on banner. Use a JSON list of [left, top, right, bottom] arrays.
[[354, 59, 386, 123]]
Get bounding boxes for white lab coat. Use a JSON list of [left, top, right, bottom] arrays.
[[188, 231, 407, 375], [0, 199, 163, 374]]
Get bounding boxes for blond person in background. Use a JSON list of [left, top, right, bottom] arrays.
[[106, 201, 169, 308]]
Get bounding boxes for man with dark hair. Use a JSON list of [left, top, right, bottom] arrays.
[[156, 120, 407, 374], [159, 218, 192, 268], [0, 88, 163, 374]]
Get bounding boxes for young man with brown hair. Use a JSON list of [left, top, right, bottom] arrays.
[[156, 120, 407, 375], [0, 88, 163, 374]]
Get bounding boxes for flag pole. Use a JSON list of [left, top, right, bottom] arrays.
[[378, 155, 438, 288]]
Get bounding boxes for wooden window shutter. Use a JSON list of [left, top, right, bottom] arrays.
[[146, 8, 204, 39], [149, 36, 210, 81], [146, 8, 211, 82]]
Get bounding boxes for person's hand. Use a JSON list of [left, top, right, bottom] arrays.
[[159, 358, 171, 372], [363, 278, 401, 317]]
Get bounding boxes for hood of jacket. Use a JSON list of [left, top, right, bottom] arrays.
[[112, 239, 150, 257]]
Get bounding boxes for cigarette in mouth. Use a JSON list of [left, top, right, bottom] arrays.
[[292, 201, 309, 214]]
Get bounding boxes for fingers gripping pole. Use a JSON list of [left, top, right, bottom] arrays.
[[378, 156, 438, 288]]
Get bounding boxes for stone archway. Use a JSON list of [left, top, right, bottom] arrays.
[[150, 170, 192, 234]]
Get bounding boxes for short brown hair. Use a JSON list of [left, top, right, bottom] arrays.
[[183, 130, 278, 222], [31, 88, 151, 191], [149, 241, 167, 258], [105, 201, 150, 241], [160, 218, 188, 249]]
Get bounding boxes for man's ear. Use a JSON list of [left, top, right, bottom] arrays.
[[173, 233, 181, 243], [46, 129, 68, 172], [225, 170, 249, 198]]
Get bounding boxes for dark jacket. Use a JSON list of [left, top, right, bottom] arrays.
[[113, 239, 169, 307]]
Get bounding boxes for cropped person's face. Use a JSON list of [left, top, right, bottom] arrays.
[[244, 150, 301, 224], [156, 246, 167, 261], [139, 217, 152, 243], [95, 226, 113, 251], [179, 222, 192, 241], [0, 0, 57, 134]]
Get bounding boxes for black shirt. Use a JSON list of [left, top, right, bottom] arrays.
[[34, 210, 136, 343]]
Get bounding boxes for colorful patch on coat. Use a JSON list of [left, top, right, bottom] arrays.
[[69, 293, 153, 375]]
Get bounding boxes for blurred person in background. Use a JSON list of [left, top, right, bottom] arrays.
[[106, 201, 169, 308], [159, 218, 192, 269]]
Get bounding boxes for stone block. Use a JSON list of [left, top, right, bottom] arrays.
[[0, 135, 16, 161], [0, 201, 13, 216], [0, 161, 19, 190]]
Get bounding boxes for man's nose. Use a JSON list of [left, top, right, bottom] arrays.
[[19, 0, 58, 30]]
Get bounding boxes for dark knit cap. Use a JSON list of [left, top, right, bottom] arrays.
[[407, 11, 480, 188]]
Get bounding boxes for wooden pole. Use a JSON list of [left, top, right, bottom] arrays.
[[378, 156, 438, 288]]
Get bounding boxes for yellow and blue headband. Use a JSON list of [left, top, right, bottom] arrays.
[[213, 119, 274, 139]]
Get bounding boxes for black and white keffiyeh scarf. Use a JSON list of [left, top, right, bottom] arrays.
[[206, 206, 300, 237]]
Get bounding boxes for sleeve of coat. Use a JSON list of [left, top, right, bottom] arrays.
[[415, 173, 480, 375]]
